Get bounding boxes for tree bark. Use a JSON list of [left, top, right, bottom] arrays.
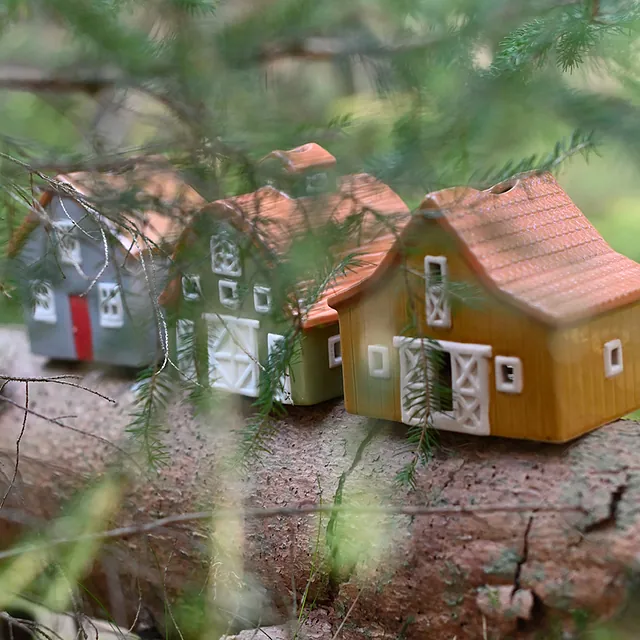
[[0, 327, 638, 639]]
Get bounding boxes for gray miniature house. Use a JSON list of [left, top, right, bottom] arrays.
[[8, 166, 204, 367]]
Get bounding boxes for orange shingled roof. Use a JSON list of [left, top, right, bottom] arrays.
[[262, 143, 337, 174], [8, 161, 204, 260], [329, 172, 640, 325]]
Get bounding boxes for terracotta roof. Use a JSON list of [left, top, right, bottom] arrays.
[[329, 172, 640, 325], [261, 143, 337, 174], [300, 234, 398, 329], [8, 161, 204, 259], [163, 173, 409, 328]]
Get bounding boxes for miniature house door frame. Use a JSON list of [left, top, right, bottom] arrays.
[[205, 314, 260, 397], [392, 337, 492, 436]]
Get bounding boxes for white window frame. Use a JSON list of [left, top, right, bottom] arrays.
[[268, 333, 293, 404], [32, 281, 56, 324], [495, 356, 523, 394], [368, 345, 390, 379], [211, 233, 242, 277], [604, 339, 623, 379], [53, 220, 82, 265], [181, 274, 202, 301], [425, 255, 451, 329], [306, 172, 328, 193], [328, 335, 342, 368], [98, 283, 124, 329], [218, 279, 239, 309], [253, 285, 272, 314]]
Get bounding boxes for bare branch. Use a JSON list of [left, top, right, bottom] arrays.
[[0, 501, 586, 561], [0, 64, 121, 94]]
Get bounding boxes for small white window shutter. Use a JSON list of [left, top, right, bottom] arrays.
[[32, 281, 57, 323], [425, 256, 451, 328]]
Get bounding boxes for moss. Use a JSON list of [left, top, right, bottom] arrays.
[[484, 548, 522, 579]]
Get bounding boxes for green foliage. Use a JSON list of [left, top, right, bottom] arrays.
[[126, 365, 174, 469]]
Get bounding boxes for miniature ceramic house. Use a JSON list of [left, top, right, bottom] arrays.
[[159, 144, 408, 405], [328, 172, 640, 442], [8, 165, 203, 367]]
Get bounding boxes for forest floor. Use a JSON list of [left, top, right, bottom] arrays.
[[1, 326, 640, 639]]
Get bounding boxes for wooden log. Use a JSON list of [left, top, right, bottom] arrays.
[[0, 327, 638, 639]]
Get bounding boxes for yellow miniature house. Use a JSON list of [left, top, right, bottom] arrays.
[[328, 172, 640, 442]]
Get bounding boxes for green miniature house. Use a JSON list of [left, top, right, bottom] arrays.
[[159, 143, 408, 405]]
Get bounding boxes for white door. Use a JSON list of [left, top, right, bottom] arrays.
[[267, 333, 293, 405], [393, 337, 492, 435], [206, 314, 260, 397]]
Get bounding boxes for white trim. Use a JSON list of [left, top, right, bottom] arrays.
[[182, 274, 202, 301], [495, 356, 523, 393], [211, 233, 242, 277], [328, 334, 342, 368], [203, 313, 260, 328], [32, 281, 56, 324], [268, 333, 293, 404], [218, 279, 239, 309], [368, 345, 390, 379], [604, 339, 623, 378], [205, 314, 260, 397], [98, 283, 124, 328], [53, 220, 82, 265], [253, 285, 272, 314], [425, 255, 451, 329], [393, 336, 492, 357], [394, 336, 491, 435]]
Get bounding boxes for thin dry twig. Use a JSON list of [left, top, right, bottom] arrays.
[[0, 382, 28, 510], [0, 375, 116, 404], [0, 395, 138, 468], [0, 501, 586, 562], [330, 588, 363, 640]]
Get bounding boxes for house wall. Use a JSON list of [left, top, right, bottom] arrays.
[[174, 217, 343, 405], [335, 217, 562, 441], [551, 304, 640, 441], [16, 197, 168, 368]]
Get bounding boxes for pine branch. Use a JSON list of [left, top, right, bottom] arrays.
[[473, 130, 597, 188], [125, 366, 174, 470]]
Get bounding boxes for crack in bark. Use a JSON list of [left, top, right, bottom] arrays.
[[584, 478, 628, 534], [513, 515, 533, 594]]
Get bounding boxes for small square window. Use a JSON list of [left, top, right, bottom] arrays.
[[253, 285, 272, 313], [604, 339, 623, 378], [53, 221, 82, 265], [306, 172, 328, 193], [218, 279, 239, 309], [495, 356, 523, 394], [182, 274, 202, 301], [368, 345, 390, 379], [98, 283, 124, 328], [328, 335, 342, 368], [32, 281, 56, 324]]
